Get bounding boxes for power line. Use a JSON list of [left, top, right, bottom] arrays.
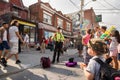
[[96, 0, 108, 9], [104, 0, 119, 9], [95, 12, 120, 13], [69, 0, 80, 9], [94, 9, 120, 10]]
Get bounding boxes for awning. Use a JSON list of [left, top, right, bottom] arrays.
[[64, 35, 77, 38], [38, 23, 57, 32], [14, 20, 36, 27]]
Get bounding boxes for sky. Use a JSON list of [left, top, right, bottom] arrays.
[[22, 0, 120, 31]]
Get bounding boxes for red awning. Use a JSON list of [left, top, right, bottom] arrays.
[[38, 23, 57, 32]]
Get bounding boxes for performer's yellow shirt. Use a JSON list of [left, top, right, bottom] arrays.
[[53, 32, 64, 42]]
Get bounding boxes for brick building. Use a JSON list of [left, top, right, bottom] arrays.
[[0, 0, 37, 52], [29, 0, 72, 42], [66, 8, 99, 36], [84, 8, 99, 29]]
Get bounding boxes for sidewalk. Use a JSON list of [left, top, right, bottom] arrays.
[[0, 48, 79, 78]]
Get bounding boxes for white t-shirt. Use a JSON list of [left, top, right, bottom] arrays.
[[3, 29, 7, 41], [86, 56, 105, 80], [109, 37, 118, 51], [24, 34, 29, 43], [9, 26, 19, 42]]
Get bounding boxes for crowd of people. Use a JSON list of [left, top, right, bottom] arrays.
[[79, 26, 120, 80]]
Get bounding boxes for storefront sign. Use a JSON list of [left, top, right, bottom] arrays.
[[12, 19, 36, 27]]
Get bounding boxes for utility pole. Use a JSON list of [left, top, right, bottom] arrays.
[[80, 0, 84, 32]]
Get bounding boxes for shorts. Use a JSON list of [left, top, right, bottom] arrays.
[[117, 53, 120, 60], [0, 41, 10, 50], [109, 49, 118, 57], [0, 43, 3, 50], [10, 42, 18, 54], [3, 41, 10, 49]]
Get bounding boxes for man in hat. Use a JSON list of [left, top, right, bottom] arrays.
[[52, 27, 64, 64]]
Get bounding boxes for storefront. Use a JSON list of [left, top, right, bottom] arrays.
[[13, 19, 37, 44], [38, 23, 57, 43], [44, 31, 54, 39], [0, 14, 37, 52]]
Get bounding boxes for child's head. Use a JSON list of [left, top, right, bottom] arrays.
[[112, 30, 120, 43], [86, 29, 91, 34], [101, 26, 107, 33], [87, 39, 108, 56]]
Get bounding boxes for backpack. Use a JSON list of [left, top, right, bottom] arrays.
[[40, 57, 51, 68], [94, 58, 120, 80]]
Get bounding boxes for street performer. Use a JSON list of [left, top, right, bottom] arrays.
[[52, 27, 64, 64]]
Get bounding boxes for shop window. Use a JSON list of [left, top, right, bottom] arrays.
[[24, 26, 35, 43], [29, 27, 35, 43]]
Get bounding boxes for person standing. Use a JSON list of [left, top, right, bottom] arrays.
[[76, 31, 83, 57], [80, 39, 108, 80], [82, 29, 92, 65], [109, 30, 120, 69], [6, 20, 24, 64], [40, 37, 46, 53], [0, 22, 10, 67], [52, 27, 64, 64], [24, 32, 29, 51]]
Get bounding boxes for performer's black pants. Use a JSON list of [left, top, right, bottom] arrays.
[[52, 41, 63, 63]]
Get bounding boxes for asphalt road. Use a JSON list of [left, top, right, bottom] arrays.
[[0, 53, 86, 80]]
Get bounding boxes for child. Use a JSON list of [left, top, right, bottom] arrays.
[[40, 38, 46, 53], [82, 29, 92, 65], [109, 30, 120, 69], [80, 38, 108, 80]]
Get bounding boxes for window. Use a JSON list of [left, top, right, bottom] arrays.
[[12, 8, 19, 17], [57, 18, 63, 28], [29, 27, 35, 43], [43, 13, 52, 25], [66, 22, 71, 31], [24, 26, 35, 43]]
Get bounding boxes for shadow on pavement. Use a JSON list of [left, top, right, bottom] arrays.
[[43, 65, 80, 77], [0, 65, 49, 80]]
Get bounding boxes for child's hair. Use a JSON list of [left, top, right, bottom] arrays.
[[113, 30, 120, 43], [88, 39, 108, 55], [101, 26, 107, 31], [87, 29, 91, 34]]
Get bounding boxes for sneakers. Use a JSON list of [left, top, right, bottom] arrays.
[[1, 58, 7, 63], [1, 58, 7, 67], [16, 60, 21, 64]]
